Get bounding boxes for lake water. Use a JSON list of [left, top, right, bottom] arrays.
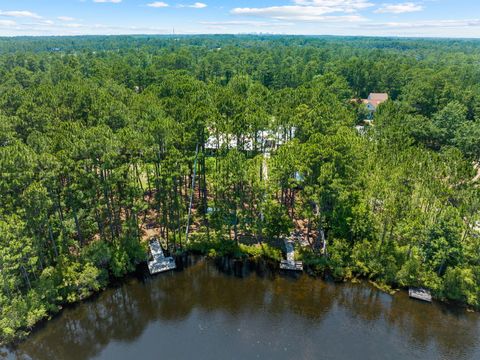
[[2, 257, 480, 360]]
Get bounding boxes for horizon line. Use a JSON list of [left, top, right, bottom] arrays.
[[0, 33, 480, 40]]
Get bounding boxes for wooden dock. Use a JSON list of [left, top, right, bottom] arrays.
[[409, 287, 432, 303], [148, 238, 176, 275], [280, 240, 303, 271]]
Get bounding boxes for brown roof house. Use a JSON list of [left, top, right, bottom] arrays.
[[362, 93, 388, 115], [353, 93, 389, 134]]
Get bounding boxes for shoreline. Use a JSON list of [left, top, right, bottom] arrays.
[[1, 242, 475, 349]]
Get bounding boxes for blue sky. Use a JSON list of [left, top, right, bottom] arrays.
[[0, 1, 480, 37]]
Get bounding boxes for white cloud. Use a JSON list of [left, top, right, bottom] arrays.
[[64, 23, 85, 28], [58, 16, 75, 22], [231, 0, 373, 22], [201, 20, 293, 27], [0, 10, 42, 19], [365, 19, 480, 29], [93, 0, 122, 3], [0, 21, 173, 36], [147, 2, 169, 7], [375, 2, 423, 14], [292, 0, 371, 6], [182, 2, 208, 9], [0, 19, 16, 27]]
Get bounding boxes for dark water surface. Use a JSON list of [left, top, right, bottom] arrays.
[[2, 257, 480, 360]]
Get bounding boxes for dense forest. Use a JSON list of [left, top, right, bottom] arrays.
[[1, 35, 480, 344]]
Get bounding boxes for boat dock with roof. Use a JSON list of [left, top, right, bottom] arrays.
[[148, 238, 176, 274], [409, 287, 432, 302], [280, 239, 303, 271]]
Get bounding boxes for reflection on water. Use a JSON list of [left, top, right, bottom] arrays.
[[3, 256, 480, 360]]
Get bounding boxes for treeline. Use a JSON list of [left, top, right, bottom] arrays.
[[1, 36, 480, 343]]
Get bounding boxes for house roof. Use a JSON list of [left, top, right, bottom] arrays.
[[363, 93, 388, 110], [368, 93, 388, 101]]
